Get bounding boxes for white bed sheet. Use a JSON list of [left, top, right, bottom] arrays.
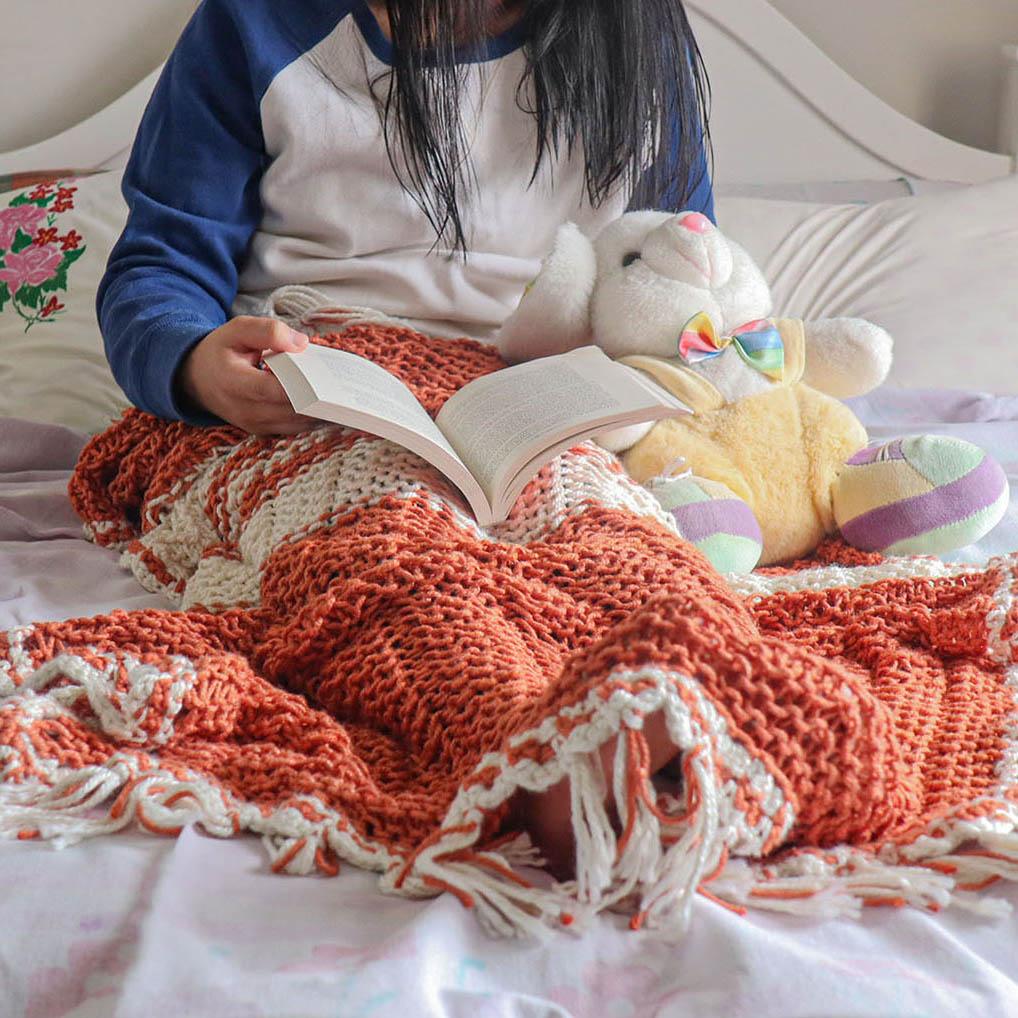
[[3, 397, 1018, 1018]]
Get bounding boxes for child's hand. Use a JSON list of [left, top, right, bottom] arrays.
[[178, 317, 316, 435]]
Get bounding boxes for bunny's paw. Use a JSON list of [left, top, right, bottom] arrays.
[[833, 436, 1009, 556], [647, 474, 763, 573]]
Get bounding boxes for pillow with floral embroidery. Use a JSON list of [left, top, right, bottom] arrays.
[[0, 171, 131, 432]]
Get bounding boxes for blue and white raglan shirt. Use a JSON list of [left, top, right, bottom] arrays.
[[99, 0, 715, 422]]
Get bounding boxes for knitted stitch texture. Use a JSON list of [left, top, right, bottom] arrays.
[[2, 324, 1017, 935]]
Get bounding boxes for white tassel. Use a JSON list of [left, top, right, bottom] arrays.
[[392, 681, 731, 937], [709, 848, 988, 919], [390, 821, 578, 939], [0, 768, 129, 846], [565, 748, 616, 904], [0, 761, 208, 848], [495, 832, 545, 870], [552, 731, 663, 918], [599, 730, 664, 913], [638, 748, 722, 933]]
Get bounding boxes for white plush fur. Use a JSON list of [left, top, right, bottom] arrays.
[[713, 241, 774, 333], [591, 214, 725, 360], [496, 223, 597, 364], [801, 319, 893, 398]]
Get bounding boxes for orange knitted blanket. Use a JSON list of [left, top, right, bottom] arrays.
[[2, 325, 1017, 935]]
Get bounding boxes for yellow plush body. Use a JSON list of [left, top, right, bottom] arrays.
[[620, 320, 869, 565]]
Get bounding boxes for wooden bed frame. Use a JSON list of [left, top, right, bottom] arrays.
[[1, 0, 1015, 187]]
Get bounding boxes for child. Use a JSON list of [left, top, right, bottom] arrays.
[[99, 0, 713, 436], [98, 0, 715, 872]]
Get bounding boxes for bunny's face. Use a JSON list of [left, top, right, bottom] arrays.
[[496, 211, 780, 406], [590, 211, 773, 360]]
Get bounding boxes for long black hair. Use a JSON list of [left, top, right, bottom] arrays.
[[377, 0, 711, 252]]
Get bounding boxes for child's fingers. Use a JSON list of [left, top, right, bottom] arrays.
[[228, 365, 318, 434], [229, 318, 309, 355], [221, 359, 292, 403], [249, 366, 293, 405]]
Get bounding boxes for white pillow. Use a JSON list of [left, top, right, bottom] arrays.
[[0, 171, 130, 432], [716, 175, 1018, 393]]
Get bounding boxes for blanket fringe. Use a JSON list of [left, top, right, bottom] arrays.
[[263, 285, 416, 335], [0, 673, 773, 936], [387, 676, 730, 937], [567, 744, 618, 904], [0, 765, 131, 844], [637, 747, 721, 932], [0, 753, 254, 847], [4, 673, 1018, 936], [709, 854, 956, 918], [708, 825, 1018, 920]]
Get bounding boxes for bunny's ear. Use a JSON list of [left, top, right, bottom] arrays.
[[496, 223, 597, 364]]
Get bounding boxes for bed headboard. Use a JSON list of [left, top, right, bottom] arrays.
[[1, 0, 1016, 186], [0, 68, 163, 177], [686, 0, 1016, 187]]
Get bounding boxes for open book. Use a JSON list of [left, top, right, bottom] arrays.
[[266, 344, 688, 526]]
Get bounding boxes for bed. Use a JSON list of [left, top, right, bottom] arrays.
[[3, 2, 1018, 1015]]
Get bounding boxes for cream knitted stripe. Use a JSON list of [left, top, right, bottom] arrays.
[[128, 437, 675, 610]]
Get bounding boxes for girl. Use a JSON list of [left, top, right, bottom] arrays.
[[99, 0, 713, 435], [98, 0, 714, 872]]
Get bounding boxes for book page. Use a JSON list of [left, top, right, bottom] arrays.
[[435, 346, 686, 512], [266, 346, 493, 522], [272, 345, 440, 435]]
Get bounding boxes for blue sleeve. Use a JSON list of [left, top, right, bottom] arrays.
[[98, 0, 268, 424], [628, 59, 715, 223], [634, 118, 714, 222], [673, 138, 715, 223]]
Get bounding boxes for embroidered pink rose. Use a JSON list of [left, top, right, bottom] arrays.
[[0, 204, 46, 249], [1, 180, 86, 330], [0, 243, 62, 293]]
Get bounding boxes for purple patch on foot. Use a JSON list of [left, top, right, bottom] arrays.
[[669, 498, 763, 544], [839, 454, 1005, 550]]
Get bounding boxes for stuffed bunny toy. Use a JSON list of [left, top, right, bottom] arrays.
[[497, 210, 1009, 571]]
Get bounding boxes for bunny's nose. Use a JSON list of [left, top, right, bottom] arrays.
[[642, 211, 732, 288], [678, 212, 713, 234]]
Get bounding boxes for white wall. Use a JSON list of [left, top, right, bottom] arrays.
[[771, 0, 1018, 151], [1, 0, 1017, 154], [0, 0, 196, 153]]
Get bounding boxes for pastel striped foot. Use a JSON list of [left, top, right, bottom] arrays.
[[833, 435, 1010, 556], [646, 474, 763, 573]]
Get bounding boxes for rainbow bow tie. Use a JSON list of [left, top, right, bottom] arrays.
[[678, 313, 785, 381]]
